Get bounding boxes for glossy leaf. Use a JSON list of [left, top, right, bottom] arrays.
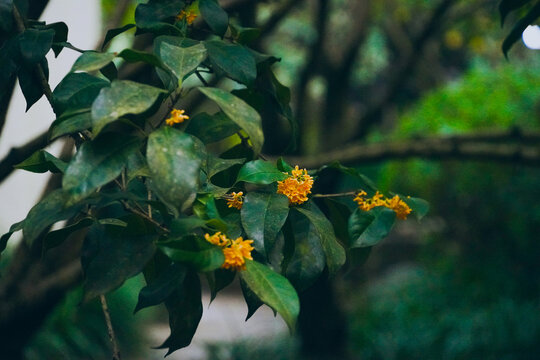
[[206, 155, 244, 178], [348, 207, 396, 248], [18, 60, 48, 111], [157, 41, 207, 83], [199, 0, 228, 37], [241, 192, 289, 256], [159, 236, 225, 272], [236, 160, 287, 184], [240, 260, 299, 331], [0, 220, 25, 255], [207, 269, 235, 302], [135, 0, 184, 31], [18, 28, 54, 63], [294, 202, 346, 275], [240, 277, 264, 320], [91, 80, 165, 135], [117, 48, 166, 70], [204, 40, 256, 85], [49, 109, 93, 140], [185, 112, 240, 144], [15, 150, 67, 173], [45, 22, 69, 56], [43, 217, 94, 251], [71, 51, 116, 72], [134, 263, 186, 313], [62, 133, 141, 203], [147, 127, 202, 213], [101, 24, 136, 50], [199, 87, 263, 153], [403, 196, 430, 221], [81, 215, 158, 301], [52, 72, 109, 115]]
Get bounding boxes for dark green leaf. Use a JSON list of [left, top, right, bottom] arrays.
[[62, 133, 141, 203], [0, 36, 20, 99], [206, 155, 244, 178], [71, 51, 116, 72], [100, 62, 118, 81], [159, 271, 202, 355], [98, 218, 128, 227], [43, 217, 94, 251], [15, 149, 67, 173], [199, 87, 263, 153], [126, 151, 151, 183], [18, 28, 54, 63], [276, 157, 293, 172], [324, 198, 352, 246], [199, 0, 229, 36], [45, 22, 69, 56], [101, 24, 135, 50], [500, 0, 531, 26], [321, 162, 377, 191], [348, 207, 396, 248], [157, 41, 207, 83], [207, 269, 235, 302], [185, 112, 240, 144], [502, 2, 540, 57], [159, 236, 225, 272], [147, 127, 202, 214], [231, 25, 261, 45], [91, 80, 166, 135], [0, 220, 24, 255], [236, 160, 287, 184], [134, 263, 186, 313], [0, 0, 14, 33], [241, 192, 289, 256], [49, 109, 93, 140], [117, 48, 166, 70], [135, 0, 184, 32], [81, 215, 158, 301], [170, 217, 207, 236], [204, 40, 256, 85], [402, 196, 429, 221], [240, 277, 263, 320], [294, 202, 346, 275], [240, 260, 299, 331], [52, 72, 109, 115], [18, 60, 48, 111]]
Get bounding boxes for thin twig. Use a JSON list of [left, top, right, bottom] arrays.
[[312, 191, 357, 198], [195, 71, 209, 86], [100, 294, 121, 360], [120, 199, 169, 233], [147, 189, 152, 219]]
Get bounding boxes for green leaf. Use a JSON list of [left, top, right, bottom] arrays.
[[52, 72, 109, 115], [22, 189, 85, 246], [49, 109, 93, 140], [0, 0, 14, 33], [241, 192, 289, 256], [321, 162, 377, 191], [170, 217, 207, 236], [185, 112, 240, 144], [62, 133, 141, 203], [159, 236, 225, 272], [101, 24, 135, 50], [159, 271, 202, 355], [240, 277, 263, 320], [43, 217, 94, 251], [44, 22, 69, 57], [207, 269, 235, 302], [199, 87, 263, 153], [18, 28, 55, 63], [199, 0, 229, 37], [91, 80, 165, 135], [324, 198, 352, 246], [402, 196, 429, 221], [206, 155, 244, 178], [18, 60, 48, 111], [236, 160, 287, 184], [276, 157, 293, 172], [294, 202, 346, 275], [15, 150, 67, 173], [204, 40, 256, 85], [147, 127, 203, 214], [157, 41, 207, 83], [285, 211, 325, 291], [71, 51, 116, 72], [348, 207, 396, 248], [0, 37, 20, 99], [81, 215, 158, 301], [134, 263, 186, 313], [240, 260, 299, 331], [502, 2, 540, 57], [135, 0, 184, 32], [0, 220, 25, 255], [117, 48, 166, 70], [499, 0, 531, 26]]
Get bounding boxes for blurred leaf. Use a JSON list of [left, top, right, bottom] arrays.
[[236, 160, 287, 184], [241, 192, 289, 256], [499, 0, 531, 26], [170, 217, 207, 236], [91, 80, 165, 135], [207, 269, 235, 302], [18, 28, 54, 63], [49, 110, 92, 140], [240, 277, 263, 320], [348, 207, 395, 248], [502, 2, 540, 57], [276, 157, 293, 172], [62, 134, 141, 203], [52, 72, 109, 115], [240, 260, 299, 331], [402, 196, 430, 221], [231, 24, 261, 45], [204, 40, 256, 85], [43, 217, 94, 251], [159, 235, 225, 272], [159, 271, 202, 355], [101, 24, 135, 50], [15, 149, 67, 173], [294, 202, 346, 275], [81, 215, 157, 301], [157, 41, 207, 83], [147, 127, 202, 214], [324, 198, 352, 246], [134, 263, 186, 313], [199, 87, 263, 153], [199, 0, 228, 37], [0, 220, 25, 255], [71, 51, 116, 72], [321, 162, 377, 191], [185, 112, 240, 144]]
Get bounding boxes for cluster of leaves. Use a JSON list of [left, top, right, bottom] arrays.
[[0, 0, 427, 355], [500, 0, 540, 56]]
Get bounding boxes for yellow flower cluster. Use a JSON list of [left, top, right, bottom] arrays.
[[165, 109, 189, 126], [354, 190, 412, 220], [204, 232, 254, 271], [277, 166, 314, 205], [177, 10, 198, 24], [226, 191, 243, 210]]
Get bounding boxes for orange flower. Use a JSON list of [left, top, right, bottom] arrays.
[[176, 10, 197, 25], [385, 195, 412, 220], [354, 190, 412, 220], [226, 191, 243, 210], [277, 166, 314, 205], [165, 109, 189, 126], [204, 232, 254, 271], [204, 232, 229, 247]]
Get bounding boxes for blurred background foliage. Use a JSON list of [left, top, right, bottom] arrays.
[[5, 0, 540, 358]]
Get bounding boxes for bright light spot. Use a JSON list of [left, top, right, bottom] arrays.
[[522, 25, 540, 49]]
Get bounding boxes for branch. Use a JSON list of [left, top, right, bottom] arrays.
[[280, 130, 540, 168], [100, 295, 121, 360], [0, 131, 49, 184]]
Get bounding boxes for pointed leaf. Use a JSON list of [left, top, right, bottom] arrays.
[[18, 28, 54, 63], [71, 51, 116, 72], [199, 0, 229, 36], [348, 207, 396, 248], [43, 217, 94, 251], [502, 2, 540, 57], [49, 109, 93, 140], [207, 269, 235, 302], [15, 150, 67, 173], [134, 263, 186, 313], [101, 24, 136, 50], [236, 160, 287, 184], [402, 196, 429, 221], [185, 112, 240, 144], [204, 40, 256, 85], [53, 72, 109, 115], [240, 277, 264, 320], [159, 236, 225, 272], [157, 42, 207, 82]]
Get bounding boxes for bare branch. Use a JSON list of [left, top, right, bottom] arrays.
[[0, 131, 49, 184], [100, 295, 121, 360]]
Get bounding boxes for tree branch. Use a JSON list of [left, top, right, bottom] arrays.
[[280, 130, 540, 168], [100, 294, 121, 360], [0, 131, 49, 184]]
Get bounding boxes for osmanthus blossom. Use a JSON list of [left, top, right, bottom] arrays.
[[205, 232, 254, 271], [354, 190, 412, 220], [277, 166, 314, 205]]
